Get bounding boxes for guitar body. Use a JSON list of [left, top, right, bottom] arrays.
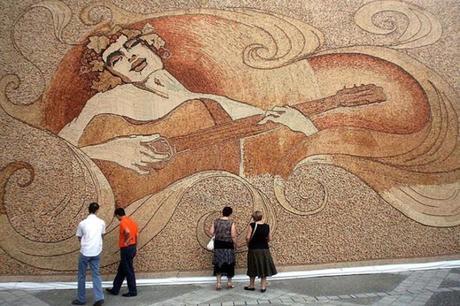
[[79, 99, 241, 206]]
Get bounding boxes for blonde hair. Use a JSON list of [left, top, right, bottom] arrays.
[[252, 210, 263, 222]]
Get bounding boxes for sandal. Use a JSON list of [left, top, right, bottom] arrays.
[[227, 283, 234, 289], [216, 283, 222, 290], [244, 286, 255, 291]]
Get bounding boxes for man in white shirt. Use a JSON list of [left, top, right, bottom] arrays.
[[72, 202, 106, 306]]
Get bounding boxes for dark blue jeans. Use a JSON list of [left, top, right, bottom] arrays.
[[112, 245, 137, 294]]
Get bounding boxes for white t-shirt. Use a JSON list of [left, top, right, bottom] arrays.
[[76, 214, 106, 257]]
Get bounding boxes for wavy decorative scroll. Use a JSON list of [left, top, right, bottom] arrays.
[[354, 0, 442, 49], [274, 156, 330, 216], [382, 183, 460, 226], [0, 149, 114, 270], [30, 0, 73, 44], [4, 0, 77, 126], [0, 162, 34, 215], [294, 154, 460, 227], [0, 87, 115, 269], [0, 75, 42, 128]]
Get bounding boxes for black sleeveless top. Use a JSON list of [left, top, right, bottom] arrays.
[[248, 223, 269, 250]]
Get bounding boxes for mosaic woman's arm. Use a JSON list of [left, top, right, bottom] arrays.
[[201, 94, 319, 136], [57, 86, 183, 174], [58, 84, 183, 145]]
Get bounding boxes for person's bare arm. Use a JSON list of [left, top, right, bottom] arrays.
[[76, 224, 83, 243], [102, 223, 106, 238], [231, 223, 238, 248], [209, 221, 215, 236], [123, 228, 131, 246], [246, 225, 253, 244]]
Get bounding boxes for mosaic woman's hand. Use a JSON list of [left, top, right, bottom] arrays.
[[258, 106, 318, 136], [82, 134, 170, 175]]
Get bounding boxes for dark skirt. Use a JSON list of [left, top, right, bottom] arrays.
[[213, 261, 235, 278], [247, 249, 277, 278], [213, 240, 235, 278]]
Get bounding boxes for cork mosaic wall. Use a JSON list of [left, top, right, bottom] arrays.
[[0, 0, 459, 277]]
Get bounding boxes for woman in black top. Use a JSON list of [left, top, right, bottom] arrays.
[[244, 210, 277, 292], [209, 206, 237, 290]]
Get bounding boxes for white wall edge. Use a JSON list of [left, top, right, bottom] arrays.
[[1, 259, 459, 291]]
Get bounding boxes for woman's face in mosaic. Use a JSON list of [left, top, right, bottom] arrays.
[[102, 34, 163, 83]]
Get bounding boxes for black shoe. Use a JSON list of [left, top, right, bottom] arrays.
[[122, 292, 137, 297], [261, 288, 267, 293], [244, 286, 255, 291], [105, 288, 118, 295], [71, 300, 86, 305], [93, 300, 104, 306]]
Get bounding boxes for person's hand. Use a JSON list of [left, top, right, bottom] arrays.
[[83, 134, 170, 175], [258, 106, 318, 136]]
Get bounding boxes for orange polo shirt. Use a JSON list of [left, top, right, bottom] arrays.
[[119, 216, 138, 248]]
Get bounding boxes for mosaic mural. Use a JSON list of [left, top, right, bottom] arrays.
[[0, 0, 459, 275]]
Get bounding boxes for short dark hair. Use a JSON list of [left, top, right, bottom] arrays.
[[114, 207, 126, 217], [88, 202, 99, 214], [222, 206, 233, 217]]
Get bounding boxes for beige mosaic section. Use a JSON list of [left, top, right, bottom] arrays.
[[0, 0, 459, 277]]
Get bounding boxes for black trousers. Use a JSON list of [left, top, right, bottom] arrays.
[[112, 245, 137, 294]]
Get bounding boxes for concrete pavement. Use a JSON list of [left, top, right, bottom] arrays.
[[1, 268, 460, 305]]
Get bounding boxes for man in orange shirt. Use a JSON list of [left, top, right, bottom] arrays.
[[106, 208, 139, 297]]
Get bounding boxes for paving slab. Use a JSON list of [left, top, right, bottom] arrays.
[[273, 273, 406, 297], [425, 290, 460, 306]]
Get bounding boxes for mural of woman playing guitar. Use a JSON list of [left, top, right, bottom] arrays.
[[54, 22, 387, 206], [1, 4, 458, 271], [40, 11, 457, 226]]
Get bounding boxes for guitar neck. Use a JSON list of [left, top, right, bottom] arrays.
[[170, 96, 336, 153], [168, 84, 387, 152]]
